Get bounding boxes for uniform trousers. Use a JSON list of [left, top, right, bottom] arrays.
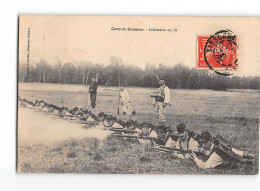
[[123, 101, 134, 115], [154, 101, 166, 125]]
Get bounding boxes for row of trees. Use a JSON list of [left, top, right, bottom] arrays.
[[19, 58, 260, 90]]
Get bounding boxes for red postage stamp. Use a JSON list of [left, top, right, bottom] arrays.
[[197, 30, 238, 75]]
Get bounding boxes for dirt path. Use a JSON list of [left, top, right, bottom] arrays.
[[18, 107, 112, 145]]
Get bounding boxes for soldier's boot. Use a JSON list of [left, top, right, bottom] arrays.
[[242, 152, 255, 159]]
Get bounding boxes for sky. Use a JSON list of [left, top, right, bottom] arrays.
[[19, 16, 260, 76]]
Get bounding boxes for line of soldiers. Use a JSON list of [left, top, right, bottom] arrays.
[[18, 96, 255, 170]]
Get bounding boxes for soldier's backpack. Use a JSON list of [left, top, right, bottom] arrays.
[[188, 131, 200, 142], [150, 92, 165, 102], [150, 86, 166, 102], [213, 135, 238, 168]]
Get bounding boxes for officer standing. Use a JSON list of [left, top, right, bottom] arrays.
[[88, 77, 98, 108], [152, 78, 170, 126]]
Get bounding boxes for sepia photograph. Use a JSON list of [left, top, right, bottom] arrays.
[[17, 15, 259, 175]]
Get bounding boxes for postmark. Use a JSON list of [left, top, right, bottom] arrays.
[[197, 30, 238, 76]]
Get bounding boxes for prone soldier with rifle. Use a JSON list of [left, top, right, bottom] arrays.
[[97, 112, 107, 125], [110, 120, 138, 133], [189, 131, 255, 169], [105, 115, 126, 129], [111, 121, 153, 144], [113, 124, 169, 146], [154, 145, 207, 160], [154, 123, 201, 159], [172, 123, 200, 159]]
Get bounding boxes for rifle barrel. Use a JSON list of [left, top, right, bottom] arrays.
[[113, 134, 139, 139], [114, 134, 157, 140], [110, 129, 138, 133], [159, 146, 202, 155], [154, 147, 173, 153], [78, 121, 99, 125]]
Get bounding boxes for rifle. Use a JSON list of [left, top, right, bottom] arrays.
[[113, 134, 158, 140], [96, 69, 99, 83], [117, 77, 120, 115], [59, 114, 79, 117], [155, 74, 160, 83], [87, 93, 91, 108], [159, 146, 203, 155], [110, 128, 139, 134], [77, 121, 99, 125], [154, 147, 174, 153]]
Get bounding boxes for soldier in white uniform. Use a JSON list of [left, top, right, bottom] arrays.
[[152, 79, 170, 126], [165, 125, 179, 147], [119, 84, 136, 116], [172, 124, 200, 159], [190, 131, 255, 169]]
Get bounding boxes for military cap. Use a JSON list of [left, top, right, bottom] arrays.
[[159, 78, 166, 81], [46, 104, 52, 108], [98, 112, 106, 117], [149, 123, 156, 130], [168, 125, 175, 132], [105, 115, 116, 121], [176, 123, 186, 134], [155, 125, 168, 132], [54, 105, 60, 110], [198, 131, 213, 143], [80, 108, 88, 112], [136, 122, 145, 129], [125, 120, 135, 126], [73, 107, 79, 111]]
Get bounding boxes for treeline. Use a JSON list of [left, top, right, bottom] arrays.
[[19, 58, 260, 90]]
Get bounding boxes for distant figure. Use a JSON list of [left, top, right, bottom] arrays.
[[119, 84, 136, 116], [152, 78, 170, 126], [88, 77, 98, 108]]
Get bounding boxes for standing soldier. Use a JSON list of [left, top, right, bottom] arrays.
[[88, 77, 98, 108], [119, 84, 136, 116], [151, 78, 170, 126]]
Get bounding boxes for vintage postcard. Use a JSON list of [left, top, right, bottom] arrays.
[[18, 15, 259, 174]]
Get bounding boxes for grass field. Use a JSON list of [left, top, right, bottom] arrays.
[[17, 82, 259, 174]]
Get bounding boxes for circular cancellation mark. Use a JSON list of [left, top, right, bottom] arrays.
[[203, 29, 238, 76]]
